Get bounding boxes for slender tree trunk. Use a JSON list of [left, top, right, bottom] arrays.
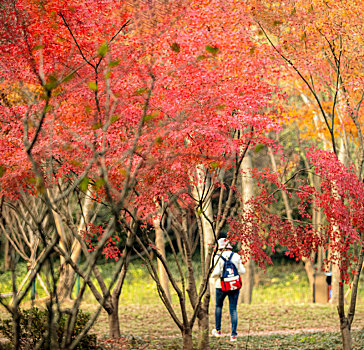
[[193, 167, 215, 304], [108, 301, 121, 339], [316, 207, 324, 271], [57, 188, 93, 300], [340, 320, 352, 350], [154, 214, 171, 302], [338, 282, 352, 350], [268, 148, 293, 220], [330, 140, 347, 305], [192, 165, 214, 346], [299, 148, 320, 290], [197, 310, 209, 350], [302, 257, 315, 288], [182, 327, 193, 350], [57, 263, 74, 300], [338, 240, 364, 349], [51, 205, 71, 300], [241, 260, 254, 304], [317, 247, 323, 270], [4, 238, 11, 271], [110, 243, 134, 338], [239, 152, 255, 304], [330, 263, 340, 304], [13, 307, 21, 350], [44, 163, 75, 305], [197, 292, 210, 350]]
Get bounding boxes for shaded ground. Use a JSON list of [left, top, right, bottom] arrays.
[[95, 329, 364, 350], [1, 261, 363, 349], [91, 303, 364, 349], [91, 303, 364, 337], [1, 302, 364, 349]]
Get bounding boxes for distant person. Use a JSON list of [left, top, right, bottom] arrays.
[[211, 237, 245, 342]]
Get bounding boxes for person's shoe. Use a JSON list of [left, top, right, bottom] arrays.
[[230, 335, 237, 342], [212, 329, 222, 337]]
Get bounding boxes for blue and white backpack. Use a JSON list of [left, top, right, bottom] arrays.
[[220, 252, 242, 291]]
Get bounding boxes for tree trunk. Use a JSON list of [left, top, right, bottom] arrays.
[[197, 309, 209, 350], [13, 307, 21, 350], [330, 263, 340, 304], [302, 257, 315, 289], [239, 151, 255, 304], [241, 258, 254, 304], [154, 215, 171, 302], [57, 188, 93, 300], [340, 319, 352, 350], [51, 207, 71, 300], [4, 238, 11, 271], [299, 146, 323, 291], [182, 327, 193, 350], [337, 269, 353, 350], [338, 283, 352, 350], [192, 165, 215, 305], [108, 303, 121, 339], [268, 148, 293, 221], [339, 240, 363, 349], [197, 292, 210, 350], [189, 165, 214, 350], [57, 264, 74, 300], [330, 140, 347, 305], [106, 233, 135, 339]]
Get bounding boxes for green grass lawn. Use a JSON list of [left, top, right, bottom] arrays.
[[113, 259, 364, 307], [1, 258, 363, 306], [1, 259, 364, 349]]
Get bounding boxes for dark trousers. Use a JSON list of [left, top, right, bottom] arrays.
[[215, 288, 240, 336]]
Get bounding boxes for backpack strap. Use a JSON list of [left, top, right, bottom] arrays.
[[219, 254, 227, 262]]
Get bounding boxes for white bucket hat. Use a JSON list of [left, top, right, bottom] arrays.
[[217, 238, 233, 250]]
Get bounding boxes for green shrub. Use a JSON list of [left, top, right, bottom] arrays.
[[0, 307, 97, 349]]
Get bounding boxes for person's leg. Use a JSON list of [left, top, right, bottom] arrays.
[[227, 289, 240, 336], [215, 288, 227, 331]]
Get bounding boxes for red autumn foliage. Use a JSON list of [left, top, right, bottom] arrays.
[[81, 223, 121, 261], [229, 147, 363, 283]]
